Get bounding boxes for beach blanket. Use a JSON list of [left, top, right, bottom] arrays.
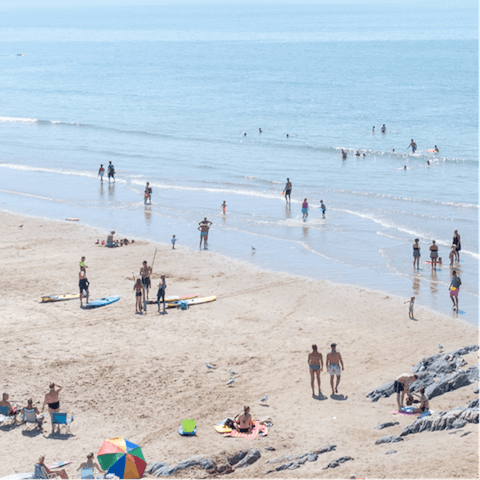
[[224, 420, 268, 439], [391, 409, 432, 418]]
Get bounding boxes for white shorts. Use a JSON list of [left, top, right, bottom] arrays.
[[328, 364, 341, 376]]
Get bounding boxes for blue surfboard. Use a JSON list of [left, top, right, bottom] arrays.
[[84, 295, 120, 309], [178, 426, 196, 436]]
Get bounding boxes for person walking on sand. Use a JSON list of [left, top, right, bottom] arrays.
[[308, 345, 323, 396], [302, 198, 309, 220], [404, 296, 415, 319], [140, 260, 152, 300], [144, 182, 152, 205], [107, 161, 115, 183], [221, 201, 227, 214], [407, 139, 417, 153], [429, 240, 439, 269], [98, 164, 105, 183], [157, 275, 167, 313], [393, 373, 418, 410], [41, 383, 62, 433], [413, 238, 421, 269], [134, 278, 144, 314], [320, 200, 326, 218], [452, 230, 461, 261], [79, 270, 89, 306], [282, 178, 292, 204], [449, 270, 461, 311], [326, 343, 344, 395]]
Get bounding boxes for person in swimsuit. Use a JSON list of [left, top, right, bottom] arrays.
[[79, 270, 89, 306], [221, 201, 227, 214], [36, 456, 68, 479], [97, 164, 105, 183], [433, 145, 439, 153], [42, 383, 62, 433], [134, 278, 144, 314], [140, 260, 152, 300], [199, 217, 212, 245], [404, 296, 415, 319], [412, 238, 421, 269], [171, 235, 177, 249], [157, 275, 167, 313], [302, 198, 309, 219], [0, 392, 19, 424], [449, 270, 461, 311], [429, 240, 439, 269], [144, 182, 152, 205], [198, 224, 209, 249], [308, 345, 323, 396], [452, 230, 461, 261], [407, 139, 417, 153], [326, 343, 344, 395], [381, 124, 386, 133], [107, 161, 115, 183], [342, 149, 347, 160], [393, 374, 417, 410], [21, 398, 44, 430], [282, 178, 292, 205], [234, 406, 253, 433], [355, 150, 361, 156], [411, 387, 429, 413], [449, 245, 456, 266], [372, 126, 375, 133], [77, 452, 104, 476], [320, 200, 326, 218]]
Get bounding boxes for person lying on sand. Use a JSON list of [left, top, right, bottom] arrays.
[[234, 406, 253, 433], [36, 456, 68, 479], [77, 452, 104, 474]]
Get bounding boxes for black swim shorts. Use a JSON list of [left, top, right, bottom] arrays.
[[142, 277, 151, 288], [394, 380, 404, 393], [79, 279, 89, 293]]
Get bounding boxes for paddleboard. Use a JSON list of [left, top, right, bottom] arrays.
[[41, 294, 80, 303], [84, 295, 120, 309], [167, 296, 216, 309], [65, 218, 79, 221], [145, 294, 198, 305]]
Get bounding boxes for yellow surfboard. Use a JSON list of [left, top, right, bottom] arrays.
[[214, 424, 232, 434], [41, 294, 80, 303], [166, 296, 216, 309]]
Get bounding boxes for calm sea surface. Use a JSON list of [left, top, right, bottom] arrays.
[[0, 2, 478, 323]]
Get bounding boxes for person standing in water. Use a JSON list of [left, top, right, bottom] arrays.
[[302, 198, 309, 220], [452, 230, 461, 261], [107, 161, 115, 183], [326, 343, 344, 395], [429, 240, 439, 269], [381, 124, 386, 133], [282, 178, 292, 205], [320, 200, 326, 218], [144, 182, 152, 204], [372, 126, 375, 133], [449, 270, 461, 311], [308, 345, 323, 396], [407, 139, 417, 153], [198, 223, 210, 249], [98, 164, 105, 183], [433, 145, 439, 153], [342, 149, 347, 160], [413, 238, 421, 269], [221, 201, 227, 214]]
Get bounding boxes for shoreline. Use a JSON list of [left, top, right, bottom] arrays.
[[0, 209, 478, 479]]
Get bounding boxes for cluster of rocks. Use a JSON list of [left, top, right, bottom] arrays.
[[374, 421, 399, 430], [322, 456, 354, 469], [375, 435, 404, 445], [366, 345, 479, 402], [146, 449, 262, 477]]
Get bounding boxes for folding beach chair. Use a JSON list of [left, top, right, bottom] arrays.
[[21, 409, 45, 431], [0, 405, 17, 426], [52, 412, 75, 433], [33, 464, 54, 479], [79, 467, 95, 479]]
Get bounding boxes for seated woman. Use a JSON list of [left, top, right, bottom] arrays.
[[411, 387, 429, 414], [77, 452, 104, 476], [106, 231, 118, 247], [22, 398, 44, 430], [234, 406, 253, 433], [36, 455, 68, 479]]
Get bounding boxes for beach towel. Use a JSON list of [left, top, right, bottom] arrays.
[[391, 409, 432, 418], [224, 420, 268, 439]]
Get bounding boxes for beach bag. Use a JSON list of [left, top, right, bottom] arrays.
[[178, 300, 188, 310]]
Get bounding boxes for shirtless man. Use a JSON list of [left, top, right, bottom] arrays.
[[326, 343, 344, 395], [234, 406, 253, 433], [198, 223, 210, 249], [140, 260, 153, 300], [199, 217, 212, 247], [41, 383, 62, 433], [79, 270, 89, 306], [0, 393, 19, 424], [407, 139, 417, 153], [282, 178, 292, 204], [393, 373, 418, 410], [308, 345, 323, 396]]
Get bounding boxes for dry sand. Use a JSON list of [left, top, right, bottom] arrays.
[[0, 210, 478, 479]]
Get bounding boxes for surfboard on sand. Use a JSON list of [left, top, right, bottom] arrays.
[[145, 294, 198, 305], [166, 296, 216, 309], [41, 294, 80, 303], [84, 295, 120, 309]]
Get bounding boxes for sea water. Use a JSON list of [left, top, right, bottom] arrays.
[[0, 1, 478, 323]]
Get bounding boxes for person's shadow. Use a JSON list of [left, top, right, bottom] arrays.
[[313, 393, 327, 401], [330, 393, 348, 401]]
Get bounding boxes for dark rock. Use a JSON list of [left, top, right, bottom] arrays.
[[266, 456, 284, 464], [228, 451, 248, 466], [375, 435, 404, 445], [264, 446, 276, 451], [453, 419, 468, 429], [366, 381, 395, 402], [409, 372, 436, 392], [375, 421, 399, 430], [461, 431, 472, 437], [235, 449, 261, 468], [448, 345, 479, 357], [148, 462, 168, 475], [323, 456, 354, 469], [314, 444, 337, 455], [275, 462, 295, 471], [466, 365, 479, 383], [156, 456, 215, 476], [425, 371, 471, 399], [307, 453, 318, 462], [385, 450, 397, 455], [467, 398, 479, 409], [474, 386, 479, 394]]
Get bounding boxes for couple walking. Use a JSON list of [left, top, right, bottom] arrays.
[[307, 343, 344, 396]]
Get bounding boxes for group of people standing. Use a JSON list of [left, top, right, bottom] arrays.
[[133, 259, 167, 314], [282, 179, 326, 220], [307, 344, 344, 397], [97, 162, 115, 183]]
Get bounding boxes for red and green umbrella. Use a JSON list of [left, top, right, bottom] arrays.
[[98, 437, 146, 479]]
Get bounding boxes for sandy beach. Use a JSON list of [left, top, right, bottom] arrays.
[[0, 209, 478, 479]]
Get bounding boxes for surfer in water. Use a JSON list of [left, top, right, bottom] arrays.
[[282, 178, 292, 205], [407, 139, 417, 153]]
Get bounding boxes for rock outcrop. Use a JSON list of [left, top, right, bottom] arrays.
[[265, 445, 336, 473], [375, 421, 399, 430], [323, 456, 354, 469], [375, 435, 404, 445]]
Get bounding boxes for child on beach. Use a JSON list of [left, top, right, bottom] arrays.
[[157, 275, 167, 313], [449, 246, 456, 266], [404, 296, 415, 319], [320, 200, 326, 218], [171, 235, 177, 249], [134, 278, 144, 314], [221, 201, 227, 214], [302, 198, 309, 219], [97, 164, 105, 183]]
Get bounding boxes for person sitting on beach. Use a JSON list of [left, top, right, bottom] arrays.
[[394, 374, 418, 410], [21, 398, 44, 430], [77, 452, 104, 475], [157, 275, 167, 313], [79, 270, 89, 306], [106, 231, 118, 247], [134, 278, 144, 314], [411, 387, 429, 414], [234, 406, 253, 433], [308, 345, 323, 396], [429, 240, 439, 269], [0, 392, 19, 423], [41, 383, 62, 433], [36, 455, 68, 479]]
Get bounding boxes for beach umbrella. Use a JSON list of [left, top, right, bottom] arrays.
[[98, 437, 146, 479]]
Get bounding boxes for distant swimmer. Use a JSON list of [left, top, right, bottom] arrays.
[[259, 128, 262, 133], [404, 165, 407, 170], [362, 152, 366, 158], [302, 198, 309, 220], [98, 164, 105, 183], [320, 200, 326, 218], [144, 182, 152, 205], [381, 124, 386, 133], [393, 149, 395, 152], [221, 201, 227, 214], [244, 132, 247, 136], [372, 126, 375, 133], [434, 145, 439, 153], [342, 149, 347, 160], [286, 133, 289, 138], [108, 161, 115, 183], [407, 139, 417, 153], [282, 178, 292, 204], [427, 160, 430, 165], [355, 150, 361, 157]]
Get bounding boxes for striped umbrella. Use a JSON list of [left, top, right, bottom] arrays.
[[98, 437, 146, 479]]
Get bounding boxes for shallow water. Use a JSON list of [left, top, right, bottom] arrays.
[[0, 2, 478, 323]]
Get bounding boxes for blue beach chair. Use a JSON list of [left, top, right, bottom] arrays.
[[52, 412, 75, 433], [0, 405, 17, 426]]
